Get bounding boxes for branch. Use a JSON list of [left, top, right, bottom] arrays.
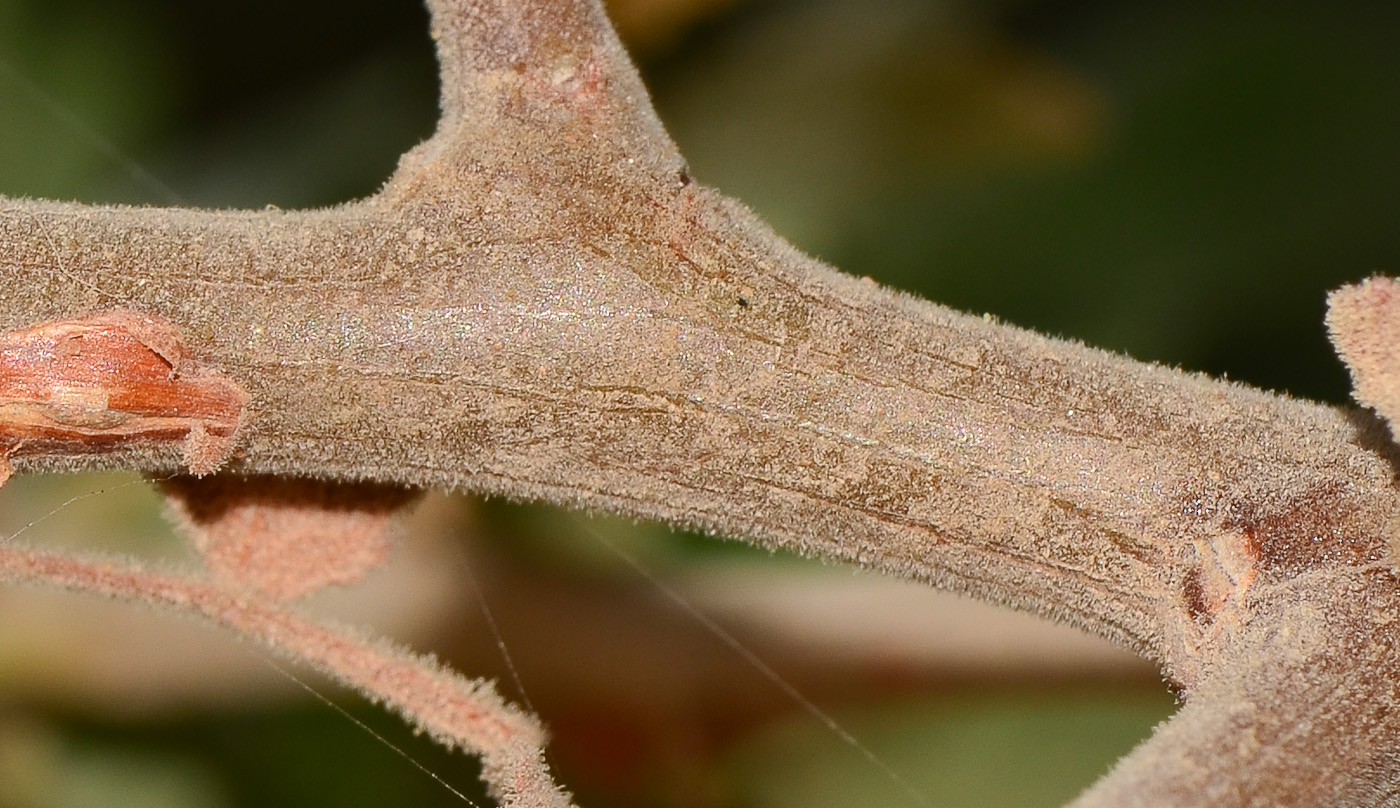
[[1072, 569, 1400, 807], [2, 0, 1400, 803], [416, 0, 675, 177], [0, 541, 573, 808]]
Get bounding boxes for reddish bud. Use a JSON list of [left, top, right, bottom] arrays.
[[0, 310, 247, 484]]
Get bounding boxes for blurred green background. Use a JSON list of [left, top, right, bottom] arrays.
[[1, 0, 1397, 805]]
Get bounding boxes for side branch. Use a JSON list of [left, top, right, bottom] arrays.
[[1070, 570, 1400, 807], [0, 541, 574, 808]]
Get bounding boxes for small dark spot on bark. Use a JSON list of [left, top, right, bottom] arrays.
[[1240, 526, 1262, 563], [737, 297, 749, 308], [1182, 568, 1209, 624]]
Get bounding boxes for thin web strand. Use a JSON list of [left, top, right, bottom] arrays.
[[2, 475, 154, 545], [0, 55, 185, 205], [455, 543, 537, 714], [575, 519, 935, 808], [260, 655, 483, 807]]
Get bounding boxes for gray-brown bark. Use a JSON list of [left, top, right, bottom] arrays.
[[3, 0, 1399, 804]]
